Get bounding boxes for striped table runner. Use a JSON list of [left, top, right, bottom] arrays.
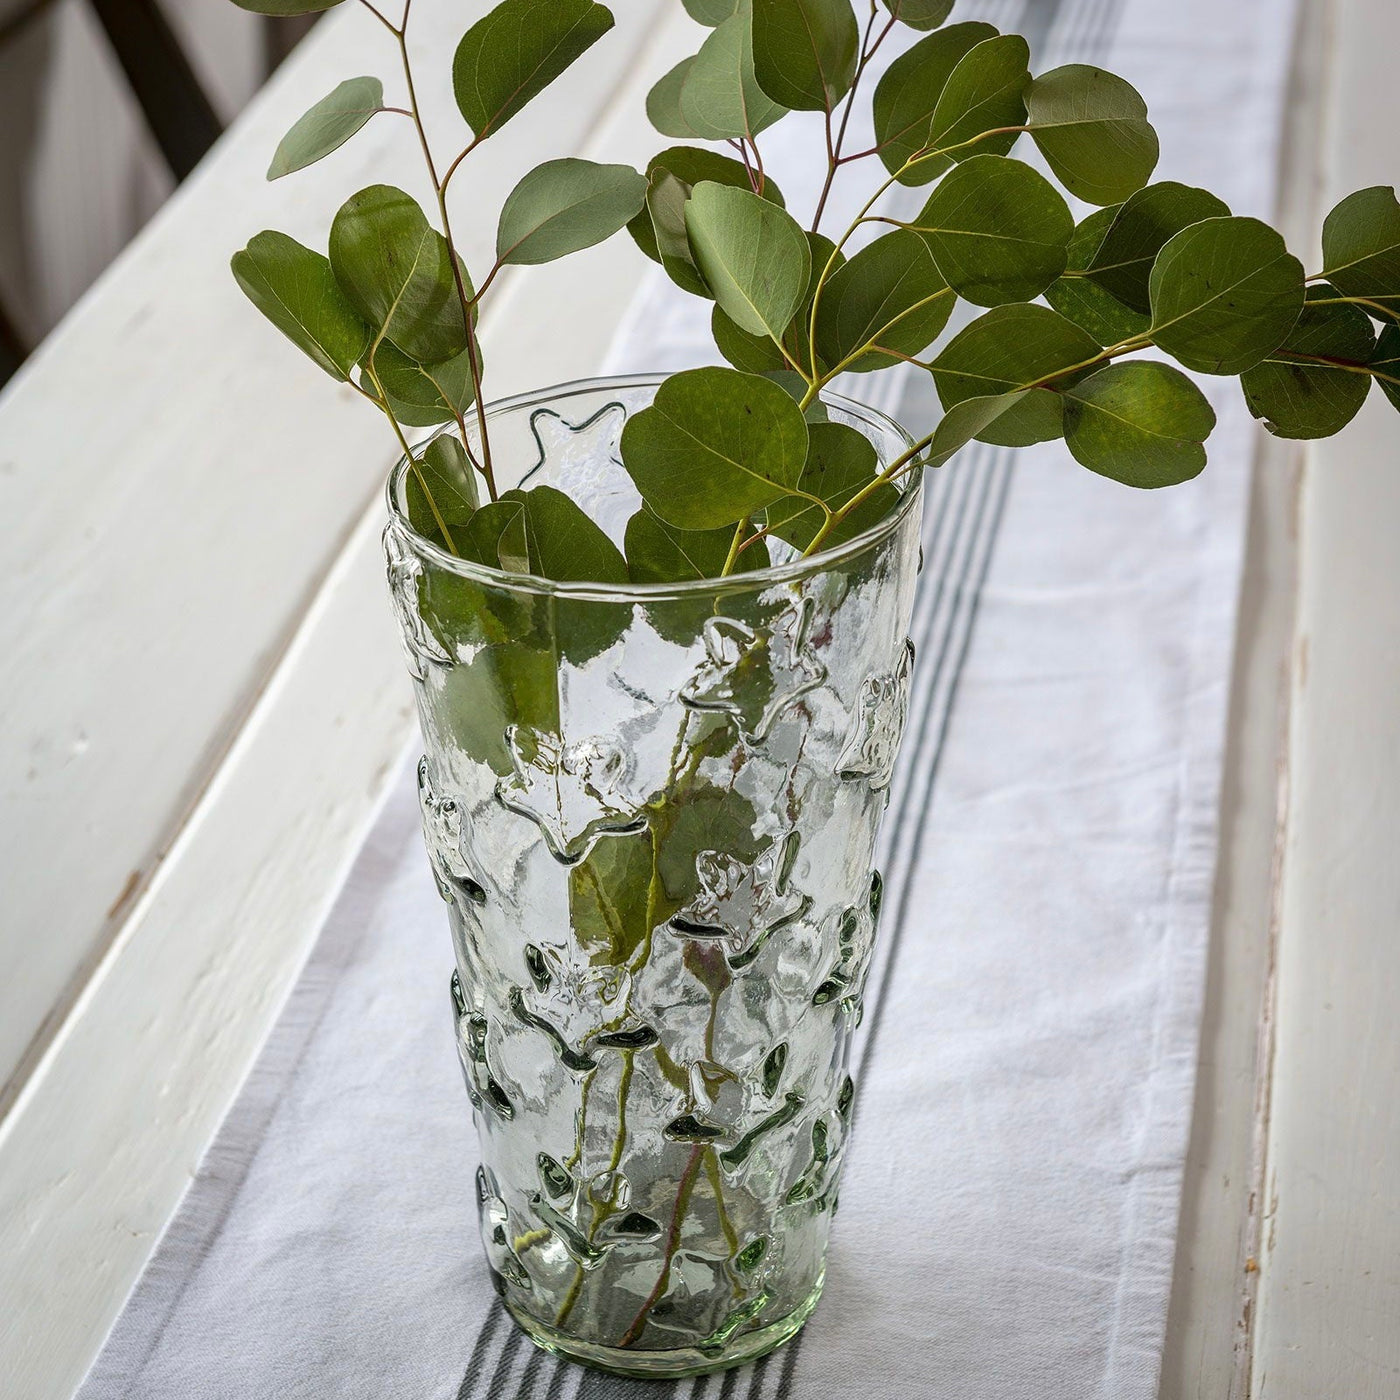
[[78, 0, 1297, 1396]]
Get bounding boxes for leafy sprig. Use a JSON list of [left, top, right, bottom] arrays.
[[232, 0, 1400, 586]]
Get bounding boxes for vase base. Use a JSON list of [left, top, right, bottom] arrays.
[[503, 1273, 824, 1380]]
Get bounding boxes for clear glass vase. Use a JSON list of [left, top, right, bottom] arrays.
[[383, 375, 922, 1378]]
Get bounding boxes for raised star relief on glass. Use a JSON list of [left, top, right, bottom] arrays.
[[679, 597, 828, 744]]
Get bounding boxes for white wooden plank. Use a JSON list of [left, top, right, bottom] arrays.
[[1156, 7, 1323, 1393], [0, 0, 673, 1109], [1252, 0, 1400, 1394], [0, 6, 702, 1397]]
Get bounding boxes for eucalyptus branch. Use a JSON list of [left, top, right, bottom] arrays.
[[355, 0, 399, 35], [389, 9, 498, 498], [720, 517, 752, 577]]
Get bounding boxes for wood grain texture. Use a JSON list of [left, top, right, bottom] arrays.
[[0, 0, 668, 1110], [1157, 7, 1323, 1394], [0, 2, 691, 1395], [1252, 0, 1400, 1394]]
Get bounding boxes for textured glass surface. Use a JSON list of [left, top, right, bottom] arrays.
[[384, 377, 923, 1377]]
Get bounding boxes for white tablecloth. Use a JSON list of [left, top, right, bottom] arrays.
[[78, 0, 1297, 1395]]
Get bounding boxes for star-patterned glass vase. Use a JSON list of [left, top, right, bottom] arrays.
[[383, 376, 923, 1378]]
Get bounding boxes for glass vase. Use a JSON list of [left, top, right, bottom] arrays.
[[383, 375, 923, 1378]]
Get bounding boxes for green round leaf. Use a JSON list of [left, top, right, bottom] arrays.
[[1149, 216, 1305, 376], [880, 0, 955, 30], [647, 57, 705, 139], [920, 34, 1030, 179], [625, 506, 766, 583], [814, 229, 953, 373], [683, 0, 740, 22], [1240, 285, 1376, 439], [765, 421, 900, 551], [751, 0, 860, 113], [1086, 181, 1231, 312], [367, 341, 478, 428], [714, 230, 839, 372], [231, 0, 342, 12], [911, 153, 1071, 306], [922, 390, 1032, 464], [1063, 361, 1215, 487], [1373, 322, 1400, 414], [929, 302, 1101, 446], [680, 4, 787, 141], [329, 185, 469, 364], [497, 158, 647, 266], [501, 484, 629, 583], [405, 435, 480, 549], [1026, 64, 1158, 206], [267, 77, 382, 180], [627, 146, 784, 264], [1046, 206, 1151, 346], [453, 0, 614, 140], [459, 499, 529, 571], [713, 304, 788, 372], [685, 182, 811, 341], [1320, 185, 1400, 322], [230, 230, 370, 381], [620, 367, 809, 529], [643, 170, 708, 296], [872, 22, 999, 186]]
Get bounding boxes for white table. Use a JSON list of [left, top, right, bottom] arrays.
[[1, 3, 1397, 1397]]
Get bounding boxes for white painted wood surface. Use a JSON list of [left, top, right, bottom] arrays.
[[1252, 0, 1400, 1393], [0, 0, 672, 1107], [2, 2, 1398, 1398], [0, 3, 692, 1396]]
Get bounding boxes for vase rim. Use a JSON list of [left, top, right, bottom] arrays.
[[384, 372, 923, 601]]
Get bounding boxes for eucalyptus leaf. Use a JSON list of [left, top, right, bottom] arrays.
[[921, 34, 1030, 178], [765, 421, 900, 551], [499, 485, 630, 583], [453, 0, 614, 139], [625, 506, 768, 583], [366, 340, 478, 427], [231, 0, 343, 12], [763, 368, 829, 422], [751, 0, 860, 113], [460, 499, 530, 572], [1025, 64, 1158, 205], [814, 229, 953, 373], [570, 827, 656, 967], [1063, 361, 1215, 487], [1241, 286, 1376, 439], [628, 146, 784, 266], [880, 0, 955, 30], [929, 302, 1101, 446], [645, 170, 708, 296], [329, 185, 468, 364], [713, 304, 788, 372], [1320, 185, 1400, 322], [647, 58, 705, 139], [910, 153, 1072, 306], [405, 434, 479, 547], [1085, 181, 1231, 312], [685, 182, 811, 341], [717, 230, 845, 374], [267, 77, 383, 180], [681, 3, 787, 141], [620, 366, 809, 529], [872, 22, 998, 185], [1373, 322, 1400, 414], [683, 0, 740, 22], [230, 230, 370, 381], [921, 389, 1032, 465], [438, 644, 560, 775], [1149, 216, 1305, 375], [1045, 206, 1151, 346], [497, 159, 647, 265]]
